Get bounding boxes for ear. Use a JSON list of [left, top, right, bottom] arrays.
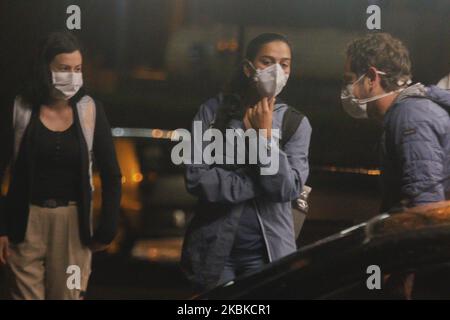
[[243, 61, 252, 78], [367, 66, 386, 93], [366, 67, 381, 86]]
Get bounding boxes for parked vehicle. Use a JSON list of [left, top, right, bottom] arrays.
[[198, 201, 450, 300], [92, 127, 196, 262]]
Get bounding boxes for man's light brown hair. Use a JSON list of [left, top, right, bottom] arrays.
[[347, 33, 412, 91]]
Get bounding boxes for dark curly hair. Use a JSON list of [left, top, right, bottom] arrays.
[[20, 31, 85, 108], [346, 33, 412, 91]]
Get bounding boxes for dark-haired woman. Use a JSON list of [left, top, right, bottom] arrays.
[[0, 32, 122, 299], [181, 33, 312, 291]]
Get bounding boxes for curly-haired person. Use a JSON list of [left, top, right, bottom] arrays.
[[341, 33, 450, 213]]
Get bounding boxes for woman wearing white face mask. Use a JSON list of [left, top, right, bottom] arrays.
[[0, 32, 122, 299], [181, 33, 312, 292]]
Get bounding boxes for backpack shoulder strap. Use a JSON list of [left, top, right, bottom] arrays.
[[280, 105, 305, 149], [13, 96, 32, 161], [76, 95, 97, 192], [76, 95, 97, 152]]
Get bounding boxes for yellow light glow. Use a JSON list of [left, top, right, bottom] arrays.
[[367, 169, 381, 176], [132, 173, 143, 182], [316, 166, 381, 176], [152, 129, 164, 139]]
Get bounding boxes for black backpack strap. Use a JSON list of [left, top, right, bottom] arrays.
[[280, 106, 305, 149]]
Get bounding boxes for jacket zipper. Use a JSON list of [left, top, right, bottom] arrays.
[[253, 199, 273, 263]]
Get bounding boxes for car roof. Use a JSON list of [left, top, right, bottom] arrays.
[[198, 201, 450, 299]]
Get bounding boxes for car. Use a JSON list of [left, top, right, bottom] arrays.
[[92, 127, 197, 261], [197, 201, 450, 300], [87, 127, 197, 299]]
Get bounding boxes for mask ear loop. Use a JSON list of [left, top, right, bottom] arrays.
[[354, 70, 387, 84], [243, 59, 260, 82], [244, 59, 255, 70], [374, 70, 410, 93], [346, 73, 367, 100], [350, 70, 397, 105], [347, 69, 387, 90], [353, 73, 367, 85]]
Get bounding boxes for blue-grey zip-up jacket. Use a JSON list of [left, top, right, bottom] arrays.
[[180, 94, 312, 290], [381, 84, 450, 212]]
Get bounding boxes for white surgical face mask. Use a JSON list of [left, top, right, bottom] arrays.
[[248, 61, 289, 98], [52, 71, 83, 100], [340, 71, 403, 119], [340, 73, 370, 119]]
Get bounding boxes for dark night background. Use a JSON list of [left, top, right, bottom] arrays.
[[1, 0, 448, 167], [0, 0, 449, 299]]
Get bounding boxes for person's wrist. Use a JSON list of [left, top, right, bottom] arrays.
[[259, 127, 272, 140]]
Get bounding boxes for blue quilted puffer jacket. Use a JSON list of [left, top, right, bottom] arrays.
[[380, 84, 450, 212]]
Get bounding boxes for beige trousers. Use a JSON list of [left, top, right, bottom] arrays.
[[7, 203, 92, 300]]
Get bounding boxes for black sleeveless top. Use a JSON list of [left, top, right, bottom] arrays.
[[31, 118, 81, 202]]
